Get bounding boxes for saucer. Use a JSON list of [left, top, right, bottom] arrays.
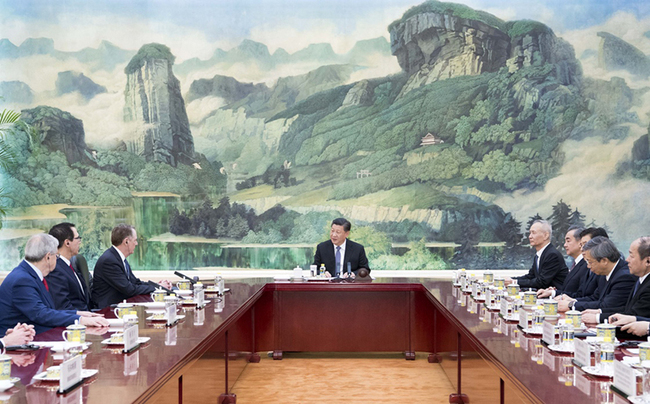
[[34, 369, 98, 382], [100, 337, 150, 346]]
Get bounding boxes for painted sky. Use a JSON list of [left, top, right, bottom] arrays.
[[1, 0, 649, 61]]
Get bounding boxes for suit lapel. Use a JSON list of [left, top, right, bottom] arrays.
[[21, 260, 55, 308], [600, 261, 622, 302], [627, 276, 650, 308]]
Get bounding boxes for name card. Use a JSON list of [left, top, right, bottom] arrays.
[[123, 323, 139, 353], [166, 304, 177, 326], [542, 321, 555, 345], [573, 338, 590, 368], [195, 289, 205, 308], [59, 354, 82, 393], [500, 318, 509, 336], [613, 360, 637, 397], [500, 299, 508, 317], [519, 309, 528, 329]]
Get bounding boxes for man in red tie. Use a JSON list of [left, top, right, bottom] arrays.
[[0, 233, 108, 335], [47, 223, 92, 311]]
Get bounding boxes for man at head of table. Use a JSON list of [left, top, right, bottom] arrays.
[[0, 233, 109, 336], [312, 218, 370, 279], [92, 224, 172, 309], [505, 219, 568, 290]]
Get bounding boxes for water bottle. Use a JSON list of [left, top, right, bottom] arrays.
[[533, 305, 545, 332], [215, 275, 224, 295], [319, 264, 326, 277], [560, 322, 574, 349], [600, 342, 614, 373]]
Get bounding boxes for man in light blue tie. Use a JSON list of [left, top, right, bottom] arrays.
[[313, 218, 370, 278], [92, 224, 172, 309]]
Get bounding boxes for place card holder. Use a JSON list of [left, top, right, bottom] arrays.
[[572, 338, 591, 368], [166, 303, 177, 327], [58, 354, 83, 394], [612, 360, 637, 398], [195, 288, 205, 309], [499, 299, 508, 317], [123, 322, 139, 353], [541, 321, 555, 346], [518, 309, 529, 329]]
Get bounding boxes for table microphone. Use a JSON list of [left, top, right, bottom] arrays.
[[174, 271, 197, 284], [147, 281, 173, 294]]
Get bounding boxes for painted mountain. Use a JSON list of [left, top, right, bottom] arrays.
[[1, 0, 649, 271]]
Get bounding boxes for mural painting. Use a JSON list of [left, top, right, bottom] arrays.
[[1, 0, 649, 271]]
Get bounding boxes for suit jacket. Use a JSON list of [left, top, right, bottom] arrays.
[[558, 258, 588, 296], [71, 254, 92, 294], [575, 260, 635, 311], [0, 260, 79, 335], [514, 244, 568, 290], [568, 265, 601, 299], [45, 257, 91, 311], [601, 274, 650, 322], [313, 239, 370, 277], [92, 247, 156, 309]]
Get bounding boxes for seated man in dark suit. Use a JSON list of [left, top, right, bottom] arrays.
[[0, 234, 109, 335], [558, 236, 635, 313], [507, 220, 567, 290], [597, 236, 650, 324], [92, 224, 172, 309], [46, 223, 91, 311], [537, 226, 586, 298], [313, 218, 370, 278]]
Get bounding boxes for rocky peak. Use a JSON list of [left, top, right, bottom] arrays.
[[597, 31, 650, 79], [56, 71, 107, 100], [388, 1, 581, 96], [123, 43, 195, 167], [186, 75, 269, 104], [19, 37, 55, 55], [338, 80, 375, 111], [506, 21, 582, 86], [389, 5, 510, 96], [20, 105, 94, 166]]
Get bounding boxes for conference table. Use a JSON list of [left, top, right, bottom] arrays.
[[3, 277, 633, 403]]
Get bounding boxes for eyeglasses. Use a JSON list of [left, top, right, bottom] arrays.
[[73, 236, 82, 240]]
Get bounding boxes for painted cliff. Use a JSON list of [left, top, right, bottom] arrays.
[[123, 43, 195, 167]]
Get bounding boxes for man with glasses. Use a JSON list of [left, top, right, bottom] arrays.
[[0, 233, 108, 335], [46, 223, 91, 311], [92, 224, 172, 309]]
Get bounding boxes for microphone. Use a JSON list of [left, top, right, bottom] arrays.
[[174, 271, 196, 284], [147, 281, 173, 294]]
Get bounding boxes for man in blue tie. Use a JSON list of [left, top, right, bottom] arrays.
[[313, 218, 370, 278], [0, 233, 108, 335], [558, 236, 634, 313], [92, 224, 172, 309], [593, 237, 650, 324]]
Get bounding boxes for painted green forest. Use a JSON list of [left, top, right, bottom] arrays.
[[1, 0, 649, 270]]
